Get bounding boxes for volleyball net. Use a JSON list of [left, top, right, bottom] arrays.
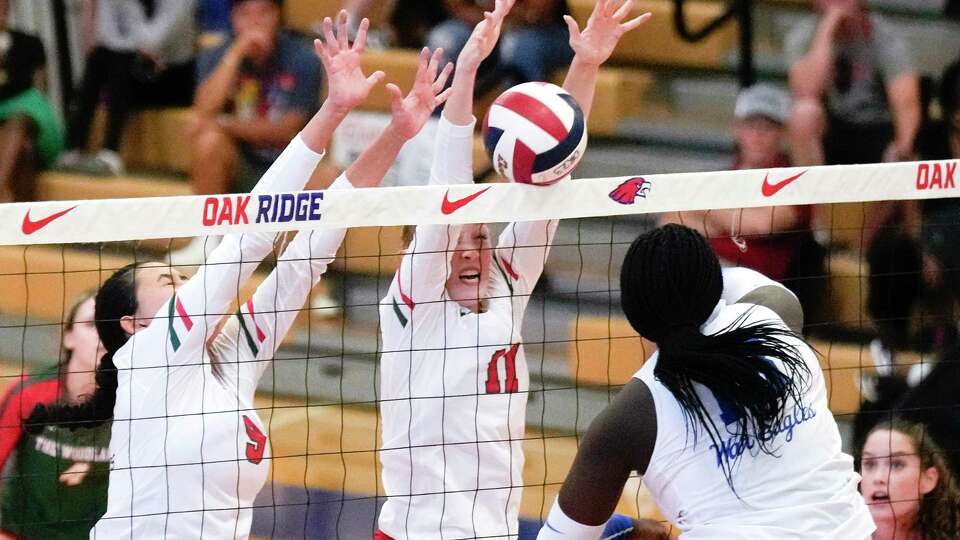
[[0, 158, 958, 537]]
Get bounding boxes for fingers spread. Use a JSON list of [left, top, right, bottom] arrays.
[[613, 0, 635, 20], [366, 70, 386, 87], [435, 87, 453, 106], [321, 17, 339, 54], [353, 18, 370, 51], [336, 10, 350, 50], [434, 62, 453, 92], [622, 11, 652, 32]]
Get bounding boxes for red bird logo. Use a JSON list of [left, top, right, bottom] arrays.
[[609, 177, 651, 205]]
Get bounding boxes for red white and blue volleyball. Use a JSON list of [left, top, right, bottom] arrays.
[[482, 82, 587, 186]]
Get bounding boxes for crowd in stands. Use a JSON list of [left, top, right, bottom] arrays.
[[1, 0, 960, 535]]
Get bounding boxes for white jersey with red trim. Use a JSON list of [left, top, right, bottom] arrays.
[[378, 116, 558, 540], [92, 138, 349, 540]]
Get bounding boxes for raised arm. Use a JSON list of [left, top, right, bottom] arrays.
[[231, 47, 453, 371], [561, 0, 651, 120], [164, 13, 383, 358], [495, 0, 650, 300], [391, 0, 514, 309]]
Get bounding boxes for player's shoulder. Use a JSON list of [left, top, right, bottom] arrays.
[[706, 301, 786, 334], [0, 372, 59, 407]]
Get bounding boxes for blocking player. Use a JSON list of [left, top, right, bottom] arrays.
[[25, 13, 452, 539], [376, 1, 650, 538]]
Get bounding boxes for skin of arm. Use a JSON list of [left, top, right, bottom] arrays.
[[219, 112, 308, 148], [561, 0, 651, 121], [670, 206, 805, 238], [556, 379, 655, 525], [193, 37, 253, 116], [788, 9, 845, 99], [885, 73, 921, 159]]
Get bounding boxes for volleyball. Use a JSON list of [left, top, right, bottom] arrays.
[[482, 82, 588, 186]]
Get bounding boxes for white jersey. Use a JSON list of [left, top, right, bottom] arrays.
[[635, 301, 875, 540], [378, 117, 557, 539], [92, 139, 349, 539]]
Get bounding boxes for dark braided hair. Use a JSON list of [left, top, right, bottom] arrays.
[[620, 224, 811, 490], [26, 262, 142, 432]]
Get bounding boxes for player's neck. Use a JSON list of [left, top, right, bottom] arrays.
[[62, 363, 93, 403], [872, 518, 921, 540]]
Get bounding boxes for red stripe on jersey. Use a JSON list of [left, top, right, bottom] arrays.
[[174, 297, 193, 331], [245, 298, 267, 343], [512, 141, 536, 183], [498, 92, 569, 141], [373, 532, 395, 540], [499, 255, 519, 281], [395, 273, 415, 309]]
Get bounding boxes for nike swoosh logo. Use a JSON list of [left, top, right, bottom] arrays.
[[441, 187, 491, 215], [761, 170, 807, 197], [21, 205, 78, 235]]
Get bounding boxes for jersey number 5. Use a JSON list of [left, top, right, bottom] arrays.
[[243, 415, 267, 464], [485, 344, 520, 394]]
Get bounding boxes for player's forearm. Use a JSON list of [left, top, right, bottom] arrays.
[[562, 56, 600, 120], [344, 124, 410, 188], [443, 65, 479, 127], [194, 50, 245, 116]]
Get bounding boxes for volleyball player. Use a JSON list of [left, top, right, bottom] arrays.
[[536, 224, 875, 539], [0, 292, 110, 538], [25, 13, 453, 539], [376, 1, 650, 538]]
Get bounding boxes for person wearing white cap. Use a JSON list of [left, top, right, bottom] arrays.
[[663, 84, 825, 330]]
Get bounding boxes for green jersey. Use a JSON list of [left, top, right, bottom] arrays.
[[0, 373, 110, 538]]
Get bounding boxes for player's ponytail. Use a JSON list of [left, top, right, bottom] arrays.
[[26, 263, 140, 432], [620, 224, 811, 490]]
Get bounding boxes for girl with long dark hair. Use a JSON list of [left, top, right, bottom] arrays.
[[24, 13, 453, 538], [537, 224, 874, 539]]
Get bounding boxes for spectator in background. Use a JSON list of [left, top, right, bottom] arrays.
[[171, 0, 321, 264], [0, 0, 64, 203], [860, 419, 960, 540], [786, 0, 920, 167], [190, 0, 320, 196], [428, 0, 573, 92], [0, 292, 110, 539], [663, 84, 825, 328], [58, 0, 197, 176], [853, 59, 960, 476], [342, 0, 445, 49]]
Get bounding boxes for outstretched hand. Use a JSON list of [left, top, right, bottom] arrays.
[[314, 10, 385, 113], [387, 48, 454, 139], [565, 0, 651, 67], [457, 0, 515, 72]]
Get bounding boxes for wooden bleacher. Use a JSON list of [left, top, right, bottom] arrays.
[[566, 314, 927, 417], [284, 0, 737, 70], [0, 245, 330, 333]]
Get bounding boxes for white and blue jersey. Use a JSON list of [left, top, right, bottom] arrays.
[[634, 301, 874, 539]]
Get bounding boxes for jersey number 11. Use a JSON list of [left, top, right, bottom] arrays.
[[486, 344, 520, 394]]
